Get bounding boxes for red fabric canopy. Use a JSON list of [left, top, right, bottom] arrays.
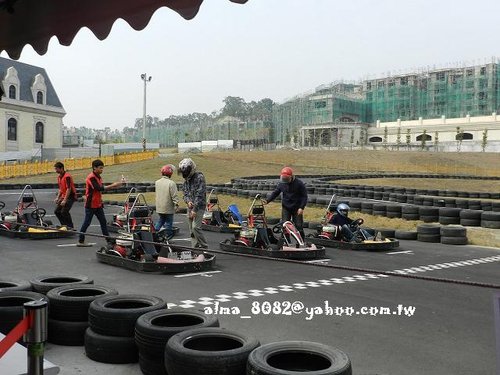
[[0, 0, 248, 59]]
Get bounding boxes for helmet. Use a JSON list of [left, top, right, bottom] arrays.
[[178, 158, 196, 179], [161, 164, 174, 177], [337, 203, 350, 217], [280, 167, 293, 183]]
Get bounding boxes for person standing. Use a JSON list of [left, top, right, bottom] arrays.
[[178, 158, 208, 249], [155, 164, 179, 239], [263, 166, 308, 238], [54, 162, 77, 229], [77, 159, 122, 247]]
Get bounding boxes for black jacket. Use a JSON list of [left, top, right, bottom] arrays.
[[267, 177, 308, 212]]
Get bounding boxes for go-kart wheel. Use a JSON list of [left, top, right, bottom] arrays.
[[0, 201, 5, 210], [272, 224, 282, 234], [31, 208, 46, 219]]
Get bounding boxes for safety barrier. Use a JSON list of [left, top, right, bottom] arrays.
[[0, 300, 48, 375], [0, 151, 158, 179]]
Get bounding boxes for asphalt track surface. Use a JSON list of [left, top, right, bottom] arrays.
[[1, 189, 499, 375]]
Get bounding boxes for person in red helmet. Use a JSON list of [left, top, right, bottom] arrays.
[[155, 164, 179, 239], [263, 166, 308, 238]]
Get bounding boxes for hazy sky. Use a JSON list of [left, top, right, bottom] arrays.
[[2, 0, 499, 130]]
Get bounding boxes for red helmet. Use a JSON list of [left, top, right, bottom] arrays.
[[280, 167, 293, 177], [160, 164, 174, 177]]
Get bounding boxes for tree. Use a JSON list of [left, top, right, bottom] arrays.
[[396, 127, 402, 150], [383, 126, 388, 150], [482, 128, 488, 152], [420, 129, 428, 150], [405, 128, 411, 150], [221, 96, 248, 118]]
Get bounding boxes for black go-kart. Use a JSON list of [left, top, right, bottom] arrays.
[[220, 194, 325, 260], [201, 189, 242, 233], [307, 195, 399, 251], [0, 185, 75, 239]]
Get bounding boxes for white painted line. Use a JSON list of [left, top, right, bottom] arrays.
[[57, 243, 96, 247], [387, 250, 414, 255], [174, 270, 222, 278], [305, 259, 331, 263], [240, 316, 252, 319], [170, 238, 192, 241]]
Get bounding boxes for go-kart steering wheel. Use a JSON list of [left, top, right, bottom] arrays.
[[31, 208, 46, 220], [0, 201, 5, 210], [350, 218, 364, 228], [272, 224, 283, 234]]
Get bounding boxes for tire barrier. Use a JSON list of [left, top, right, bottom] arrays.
[[164, 327, 260, 375], [438, 208, 461, 225], [416, 224, 441, 243], [418, 207, 439, 223], [0, 279, 31, 293], [440, 225, 468, 245], [481, 212, 500, 229], [386, 205, 402, 219], [135, 309, 219, 375], [459, 210, 482, 227], [394, 230, 418, 240], [372, 204, 387, 217], [0, 291, 49, 341], [86, 294, 167, 364], [247, 341, 352, 375], [29, 274, 94, 294], [46, 285, 118, 346], [376, 228, 396, 238]]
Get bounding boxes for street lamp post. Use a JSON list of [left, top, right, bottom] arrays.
[[140, 73, 152, 151]]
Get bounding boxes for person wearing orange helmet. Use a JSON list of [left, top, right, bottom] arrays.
[[263, 166, 308, 238], [155, 164, 179, 239]]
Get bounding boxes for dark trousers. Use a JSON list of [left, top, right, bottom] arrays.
[[155, 213, 174, 238], [79, 207, 109, 243], [281, 207, 304, 239], [54, 199, 74, 228]]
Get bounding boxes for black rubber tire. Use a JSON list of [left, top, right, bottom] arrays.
[[440, 236, 468, 245], [440, 225, 466, 237], [89, 294, 167, 337], [402, 214, 420, 221], [139, 352, 167, 375], [267, 218, 280, 225], [481, 212, 500, 221], [376, 229, 395, 238], [438, 208, 461, 217], [164, 327, 260, 375], [394, 230, 418, 240], [460, 210, 483, 220], [135, 309, 220, 358], [30, 274, 93, 294], [48, 318, 88, 346], [481, 220, 500, 229], [247, 341, 352, 375], [417, 224, 441, 235], [47, 285, 118, 322], [0, 291, 49, 335], [459, 219, 481, 227], [308, 222, 322, 230], [84, 328, 138, 364], [402, 206, 419, 214], [438, 216, 461, 225], [0, 279, 31, 292], [419, 215, 439, 223], [417, 234, 441, 243]]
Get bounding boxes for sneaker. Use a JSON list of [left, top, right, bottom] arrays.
[[76, 242, 93, 247]]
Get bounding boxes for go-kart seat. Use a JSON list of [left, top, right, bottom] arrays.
[[130, 207, 150, 218], [137, 230, 158, 256], [23, 212, 38, 226], [252, 206, 265, 215], [212, 210, 228, 225], [209, 198, 218, 204]]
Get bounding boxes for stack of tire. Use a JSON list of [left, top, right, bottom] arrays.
[[440, 225, 468, 245], [29, 274, 94, 294], [135, 309, 219, 375], [85, 294, 167, 364], [46, 285, 118, 346], [481, 212, 500, 229], [402, 205, 419, 221], [438, 208, 461, 225], [417, 224, 441, 243], [460, 210, 482, 227], [0, 280, 47, 341], [418, 207, 439, 223]]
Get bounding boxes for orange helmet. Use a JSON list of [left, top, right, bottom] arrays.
[[160, 164, 174, 177], [280, 167, 293, 177]]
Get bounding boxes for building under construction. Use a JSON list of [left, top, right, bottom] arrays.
[[273, 61, 500, 147]]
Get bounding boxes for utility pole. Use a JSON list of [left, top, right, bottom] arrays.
[[140, 73, 152, 151]]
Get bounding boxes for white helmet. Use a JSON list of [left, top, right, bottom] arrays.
[[336, 203, 350, 217], [178, 158, 196, 179]]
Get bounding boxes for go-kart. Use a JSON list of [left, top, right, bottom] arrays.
[[307, 195, 399, 251], [107, 188, 179, 238], [0, 185, 75, 239], [220, 194, 325, 260], [96, 227, 215, 274], [201, 189, 242, 233]]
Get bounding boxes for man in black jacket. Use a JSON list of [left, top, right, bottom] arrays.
[[263, 167, 307, 238]]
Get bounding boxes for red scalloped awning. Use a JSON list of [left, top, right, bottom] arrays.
[[0, 0, 248, 59]]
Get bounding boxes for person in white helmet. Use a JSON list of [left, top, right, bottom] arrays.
[[155, 164, 179, 239], [178, 158, 208, 249]]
